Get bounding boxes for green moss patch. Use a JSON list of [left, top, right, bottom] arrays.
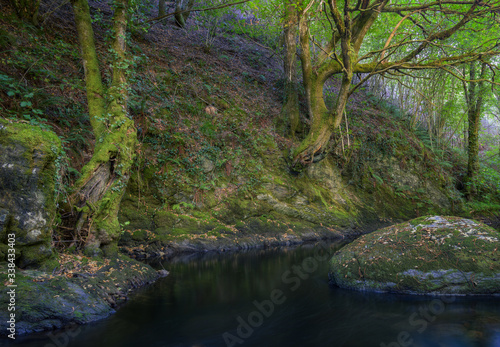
[[329, 216, 500, 295], [0, 119, 63, 267], [0, 254, 158, 336]]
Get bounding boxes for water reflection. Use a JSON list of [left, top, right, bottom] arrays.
[[8, 241, 500, 347]]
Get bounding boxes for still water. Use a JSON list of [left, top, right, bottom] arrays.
[[9, 241, 500, 347]]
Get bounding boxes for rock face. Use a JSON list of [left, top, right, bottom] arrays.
[[0, 256, 158, 336], [329, 216, 500, 295], [0, 120, 62, 268]]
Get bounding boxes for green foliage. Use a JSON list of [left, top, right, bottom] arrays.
[[11, 0, 41, 25], [0, 73, 52, 130], [172, 202, 195, 211], [128, 0, 152, 36], [465, 161, 500, 203]]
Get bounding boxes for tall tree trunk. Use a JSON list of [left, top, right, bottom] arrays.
[[291, 4, 354, 171], [282, 1, 301, 137], [174, 0, 195, 28], [71, 0, 106, 136], [464, 61, 487, 199], [71, 0, 137, 256], [158, 0, 166, 17]]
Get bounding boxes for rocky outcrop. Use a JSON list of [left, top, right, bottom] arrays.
[[119, 215, 345, 259], [0, 255, 159, 336], [329, 216, 500, 295], [0, 120, 62, 268]]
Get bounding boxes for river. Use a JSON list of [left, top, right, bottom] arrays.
[[9, 241, 500, 347]]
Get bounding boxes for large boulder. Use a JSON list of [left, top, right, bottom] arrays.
[[0, 119, 62, 268], [329, 216, 500, 295]]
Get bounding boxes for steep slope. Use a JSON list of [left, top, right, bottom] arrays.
[[0, 1, 465, 257]]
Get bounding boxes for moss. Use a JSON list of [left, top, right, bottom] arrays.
[[0, 119, 62, 208], [0, 255, 158, 335], [19, 245, 54, 269], [215, 198, 272, 224], [330, 216, 500, 295], [272, 176, 286, 185], [212, 225, 234, 235], [118, 194, 158, 232], [0, 120, 62, 267], [0, 119, 61, 153], [101, 242, 119, 257], [206, 230, 222, 238], [130, 229, 148, 241]]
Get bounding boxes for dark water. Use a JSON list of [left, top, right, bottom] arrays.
[[7, 241, 500, 347]]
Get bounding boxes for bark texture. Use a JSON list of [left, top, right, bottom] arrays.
[[282, 1, 301, 137], [71, 0, 137, 256], [174, 0, 195, 28], [158, 0, 166, 17], [464, 61, 487, 198], [288, 0, 491, 172]]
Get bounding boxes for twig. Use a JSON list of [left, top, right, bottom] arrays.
[[147, 0, 253, 24], [42, 0, 70, 26]]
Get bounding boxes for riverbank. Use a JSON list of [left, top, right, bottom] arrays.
[[0, 226, 348, 338], [8, 241, 500, 347], [0, 255, 160, 337], [1, 212, 499, 338], [119, 216, 354, 260]]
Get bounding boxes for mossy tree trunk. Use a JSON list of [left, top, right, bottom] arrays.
[[158, 0, 167, 17], [291, 0, 362, 170], [174, 0, 195, 28], [282, 1, 301, 138], [288, 0, 491, 172], [71, 0, 137, 256], [464, 61, 487, 199], [494, 95, 500, 158]]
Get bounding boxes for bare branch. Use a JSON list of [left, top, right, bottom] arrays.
[[146, 0, 252, 24], [380, 10, 420, 61], [383, 0, 475, 13]]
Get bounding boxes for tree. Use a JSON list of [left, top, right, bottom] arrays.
[[493, 87, 500, 158], [463, 61, 488, 198], [282, 0, 301, 137], [158, 0, 167, 17], [174, 0, 196, 27], [70, 0, 137, 256], [287, 0, 500, 171]]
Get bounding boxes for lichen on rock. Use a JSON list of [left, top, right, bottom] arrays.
[[0, 255, 159, 336], [0, 119, 62, 268], [329, 216, 500, 295]]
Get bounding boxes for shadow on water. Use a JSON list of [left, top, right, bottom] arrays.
[[8, 240, 500, 347]]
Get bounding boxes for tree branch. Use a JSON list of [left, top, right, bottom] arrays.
[[146, 0, 252, 24]]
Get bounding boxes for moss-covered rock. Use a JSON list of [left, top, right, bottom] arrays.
[[0, 255, 159, 336], [329, 216, 500, 295], [119, 211, 345, 259], [0, 119, 62, 268]]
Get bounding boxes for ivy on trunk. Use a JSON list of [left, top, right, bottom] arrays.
[[70, 0, 137, 256], [463, 61, 487, 198], [283, 0, 499, 172]]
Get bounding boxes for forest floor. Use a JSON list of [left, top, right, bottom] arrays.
[[1, 0, 499, 253]]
